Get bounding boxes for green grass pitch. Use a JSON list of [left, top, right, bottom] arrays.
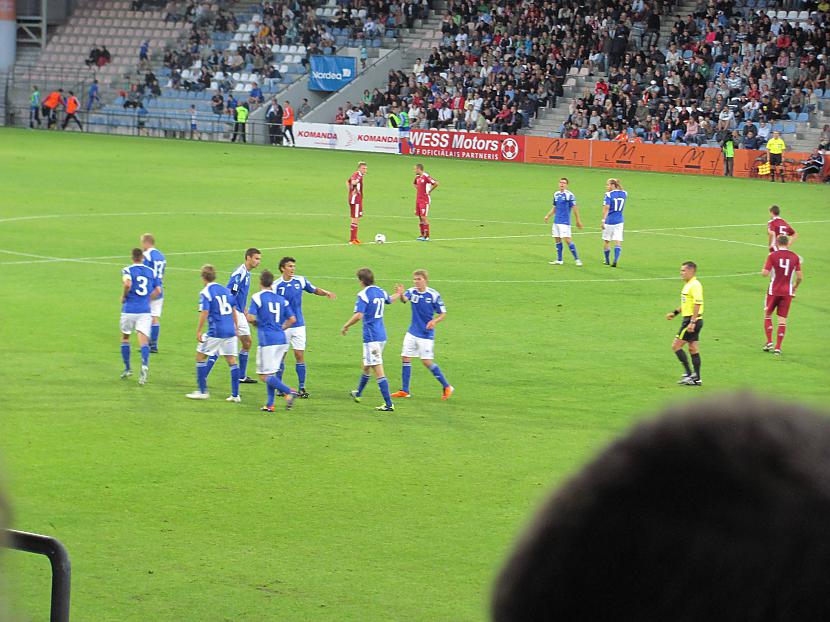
[[1, 128, 828, 621]]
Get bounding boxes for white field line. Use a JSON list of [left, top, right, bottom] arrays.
[[637, 231, 768, 248], [0, 211, 548, 228], [0, 248, 761, 284], [0, 218, 826, 275], [271, 272, 763, 284]]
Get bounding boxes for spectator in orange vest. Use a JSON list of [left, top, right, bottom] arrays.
[[283, 100, 295, 146], [43, 88, 63, 129], [62, 91, 83, 130]]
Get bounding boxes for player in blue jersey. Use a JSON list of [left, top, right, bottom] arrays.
[[120, 248, 160, 385], [247, 270, 298, 412], [186, 265, 241, 402], [273, 256, 337, 398], [341, 268, 402, 412], [601, 178, 627, 267], [390, 269, 454, 400], [544, 177, 583, 266], [140, 233, 166, 353], [205, 248, 261, 384]]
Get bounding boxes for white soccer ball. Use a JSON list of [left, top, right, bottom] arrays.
[[374, 233, 386, 244]]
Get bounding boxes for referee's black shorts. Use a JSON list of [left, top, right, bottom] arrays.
[[769, 153, 782, 166], [676, 316, 703, 342]]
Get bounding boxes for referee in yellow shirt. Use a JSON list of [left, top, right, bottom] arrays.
[[766, 130, 786, 183], [666, 261, 703, 385]]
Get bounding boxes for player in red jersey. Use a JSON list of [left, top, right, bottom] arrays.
[[767, 204, 798, 252], [347, 162, 367, 245], [761, 235, 803, 355], [413, 163, 439, 241]]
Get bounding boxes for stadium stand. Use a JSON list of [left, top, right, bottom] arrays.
[[351, 0, 829, 151], [16, 0, 187, 93]]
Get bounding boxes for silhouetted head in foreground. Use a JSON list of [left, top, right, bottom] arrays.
[[493, 394, 830, 622]]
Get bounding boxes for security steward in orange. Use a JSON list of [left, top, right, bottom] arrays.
[[62, 91, 83, 130], [283, 100, 295, 146], [42, 88, 64, 129]]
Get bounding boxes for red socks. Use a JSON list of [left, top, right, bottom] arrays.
[[764, 317, 773, 343], [419, 224, 430, 238], [776, 323, 787, 350], [350, 223, 358, 241]]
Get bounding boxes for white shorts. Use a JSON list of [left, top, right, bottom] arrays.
[[256, 344, 289, 375], [602, 223, 624, 241], [120, 313, 152, 337], [236, 311, 251, 337], [399, 129, 410, 138], [197, 336, 239, 357], [362, 340, 386, 366], [551, 223, 572, 239], [150, 297, 164, 318], [285, 325, 307, 350], [401, 332, 435, 359]]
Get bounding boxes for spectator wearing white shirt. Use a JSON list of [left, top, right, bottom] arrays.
[[412, 58, 424, 74], [665, 44, 681, 66], [408, 103, 421, 127], [438, 105, 452, 128], [717, 107, 735, 132], [757, 120, 771, 141], [346, 106, 365, 125], [742, 98, 760, 120]]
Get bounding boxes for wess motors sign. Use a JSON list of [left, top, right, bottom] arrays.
[[294, 122, 400, 154], [409, 130, 524, 162]]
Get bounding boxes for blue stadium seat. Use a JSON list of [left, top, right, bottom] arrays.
[[796, 112, 809, 122]]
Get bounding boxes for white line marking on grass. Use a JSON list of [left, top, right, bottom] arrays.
[[0, 211, 548, 228], [0, 248, 760, 284], [636, 231, 768, 248], [300, 272, 762, 284], [1, 218, 826, 267]]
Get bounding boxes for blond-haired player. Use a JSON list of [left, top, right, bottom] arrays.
[[390, 269, 454, 400], [601, 178, 627, 267]]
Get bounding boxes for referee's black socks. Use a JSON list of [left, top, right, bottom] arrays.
[[675, 350, 692, 376], [691, 353, 701, 379]]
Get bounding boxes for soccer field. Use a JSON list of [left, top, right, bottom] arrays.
[[1, 128, 828, 621]]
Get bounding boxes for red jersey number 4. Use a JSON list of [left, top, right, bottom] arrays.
[[764, 250, 801, 296]]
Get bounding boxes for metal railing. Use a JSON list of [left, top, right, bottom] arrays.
[[6, 103, 294, 145], [2, 529, 71, 622], [10, 63, 97, 97]]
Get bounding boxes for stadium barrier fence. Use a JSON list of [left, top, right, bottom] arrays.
[[2, 529, 71, 622], [10, 107, 826, 181], [292, 123, 823, 180]]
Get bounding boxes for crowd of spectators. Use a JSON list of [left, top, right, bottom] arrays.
[[337, 0, 684, 132], [340, 0, 827, 150], [560, 2, 829, 149], [323, 0, 425, 44]]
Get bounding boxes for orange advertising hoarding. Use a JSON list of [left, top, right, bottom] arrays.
[[523, 136, 820, 181], [524, 137, 591, 167], [590, 141, 724, 176]]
